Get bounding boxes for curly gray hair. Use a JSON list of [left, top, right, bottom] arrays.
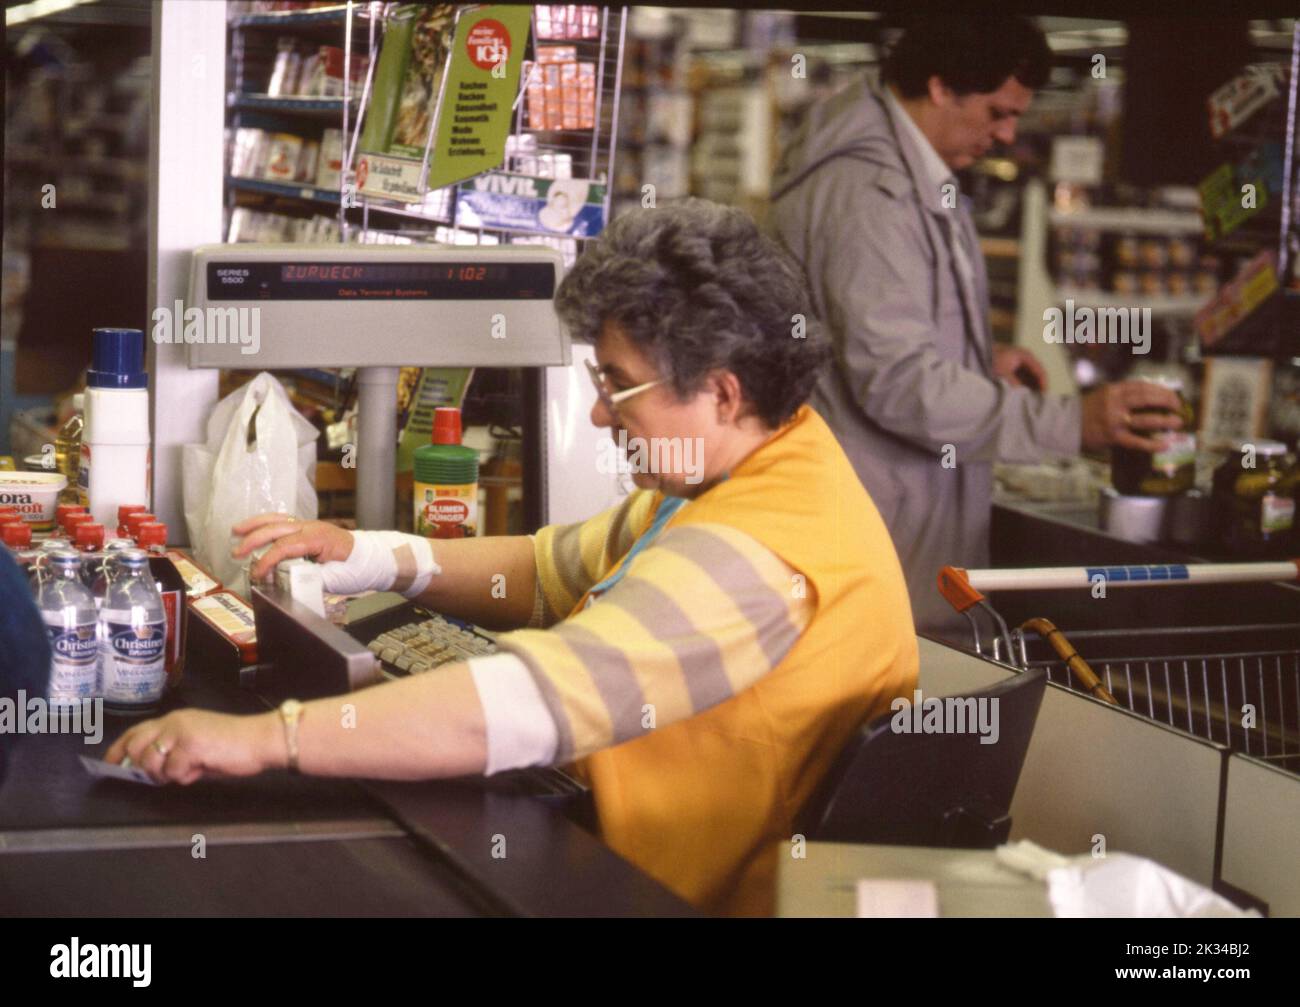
[[554, 198, 829, 428]]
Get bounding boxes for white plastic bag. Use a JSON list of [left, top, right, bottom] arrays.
[[1046, 853, 1260, 918], [182, 373, 317, 593], [996, 840, 1260, 917]]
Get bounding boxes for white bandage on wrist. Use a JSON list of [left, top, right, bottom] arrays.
[[318, 531, 441, 598]]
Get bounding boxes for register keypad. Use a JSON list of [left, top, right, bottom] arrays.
[[367, 614, 497, 675]]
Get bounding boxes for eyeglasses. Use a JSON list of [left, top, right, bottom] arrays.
[[585, 358, 663, 414]]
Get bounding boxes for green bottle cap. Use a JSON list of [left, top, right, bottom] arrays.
[[414, 442, 478, 485]]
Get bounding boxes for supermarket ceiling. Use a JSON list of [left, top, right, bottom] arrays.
[[3, 2, 1295, 35]]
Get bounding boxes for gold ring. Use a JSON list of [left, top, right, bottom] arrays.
[[152, 740, 170, 757]]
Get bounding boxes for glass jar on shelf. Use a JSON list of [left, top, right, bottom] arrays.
[[1211, 440, 1297, 556]]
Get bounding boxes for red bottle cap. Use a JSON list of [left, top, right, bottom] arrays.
[[1, 521, 32, 548], [135, 521, 167, 549], [431, 407, 462, 445], [117, 504, 147, 526], [75, 522, 106, 551], [56, 504, 86, 528], [124, 512, 157, 539], [63, 512, 95, 535]]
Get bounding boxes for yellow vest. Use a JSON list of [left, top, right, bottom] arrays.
[[570, 405, 918, 916]]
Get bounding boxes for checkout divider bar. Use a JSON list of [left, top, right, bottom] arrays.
[[941, 559, 1300, 605]]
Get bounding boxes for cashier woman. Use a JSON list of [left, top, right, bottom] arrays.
[[107, 199, 919, 918]]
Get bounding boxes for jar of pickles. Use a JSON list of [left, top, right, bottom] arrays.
[[1211, 440, 1297, 555], [1110, 377, 1197, 496]]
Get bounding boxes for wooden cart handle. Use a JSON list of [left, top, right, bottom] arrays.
[[1020, 617, 1118, 705]]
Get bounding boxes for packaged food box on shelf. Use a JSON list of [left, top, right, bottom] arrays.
[[264, 133, 303, 182], [315, 127, 344, 188], [535, 5, 600, 40], [230, 128, 321, 183], [227, 208, 340, 243], [524, 47, 596, 131]]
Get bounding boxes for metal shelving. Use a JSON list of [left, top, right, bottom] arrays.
[[1047, 207, 1204, 236], [225, 4, 627, 256], [1195, 25, 1300, 355], [228, 93, 360, 117], [231, 5, 357, 30], [227, 175, 342, 204]]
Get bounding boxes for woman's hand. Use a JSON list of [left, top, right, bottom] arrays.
[[231, 513, 355, 583], [103, 709, 285, 785]]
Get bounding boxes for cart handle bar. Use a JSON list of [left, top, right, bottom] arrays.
[[939, 559, 1300, 610], [1020, 618, 1118, 705]]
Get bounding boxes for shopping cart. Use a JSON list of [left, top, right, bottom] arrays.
[[938, 560, 1300, 776]]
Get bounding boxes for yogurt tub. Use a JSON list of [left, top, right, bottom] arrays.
[[0, 471, 68, 531]]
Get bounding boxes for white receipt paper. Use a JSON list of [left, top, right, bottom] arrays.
[[855, 879, 940, 918], [79, 755, 161, 786]]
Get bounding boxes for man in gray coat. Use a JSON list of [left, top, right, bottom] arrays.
[[770, 16, 1183, 638]]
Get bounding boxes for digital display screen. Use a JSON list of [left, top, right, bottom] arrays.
[[207, 261, 555, 301]]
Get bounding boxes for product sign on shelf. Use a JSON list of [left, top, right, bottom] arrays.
[[1207, 65, 1283, 140], [1194, 249, 1280, 347], [425, 5, 532, 191], [1198, 142, 1284, 243], [455, 171, 606, 236], [396, 368, 474, 474], [358, 5, 532, 202]]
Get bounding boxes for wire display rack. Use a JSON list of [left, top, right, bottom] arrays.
[[350, 3, 627, 260], [939, 561, 1300, 776], [226, 3, 627, 260]]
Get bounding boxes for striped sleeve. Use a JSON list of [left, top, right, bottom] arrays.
[[529, 489, 660, 628], [496, 522, 814, 763]]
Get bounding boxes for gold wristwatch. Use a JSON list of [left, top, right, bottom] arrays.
[[278, 699, 305, 773]]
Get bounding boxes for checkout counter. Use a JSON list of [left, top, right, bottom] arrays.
[[0, 587, 696, 917], [3, 501, 1295, 917]]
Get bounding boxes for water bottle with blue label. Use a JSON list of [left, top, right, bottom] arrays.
[[99, 547, 167, 715], [36, 549, 101, 706]]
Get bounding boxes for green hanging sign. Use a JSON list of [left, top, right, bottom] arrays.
[[425, 4, 533, 192], [357, 4, 533, 202]]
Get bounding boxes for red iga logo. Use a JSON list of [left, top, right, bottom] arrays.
[[466, 19, 510, 71]]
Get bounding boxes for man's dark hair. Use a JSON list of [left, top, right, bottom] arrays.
[[554, 199, 828, 428], [883, 15, 1052, 99]]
